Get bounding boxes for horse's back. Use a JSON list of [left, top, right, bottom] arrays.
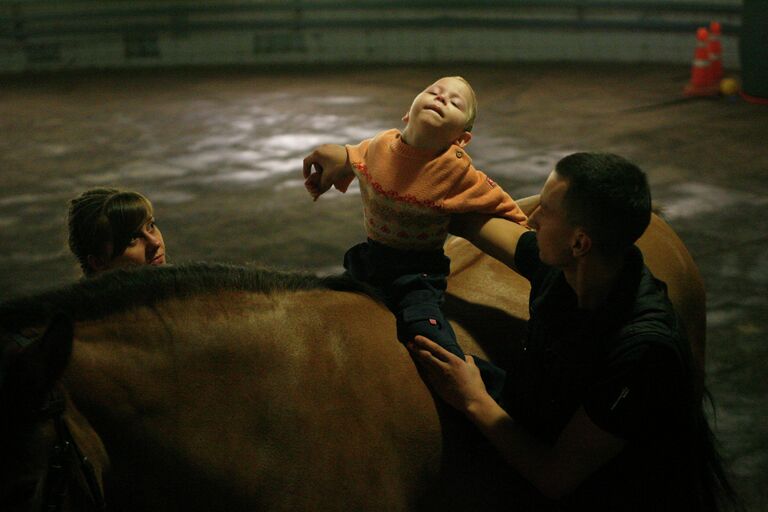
[[636, 215, 706, 371], [66, 288, 442, 511], [443, 236, 530, 363]]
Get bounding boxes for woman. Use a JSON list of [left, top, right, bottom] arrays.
[[67, 187, 166, 276]]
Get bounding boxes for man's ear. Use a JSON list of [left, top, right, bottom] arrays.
[[454, 131, 472, 148], [571, 230, 592, 257]]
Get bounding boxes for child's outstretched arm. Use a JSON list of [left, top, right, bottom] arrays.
[[302, 144, 354, 201], [449, 194, 539, 272], [449, 213, 529, 273], [516, 194, 540, 217]]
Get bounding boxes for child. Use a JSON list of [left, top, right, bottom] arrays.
[[303, 76, 526, 366]]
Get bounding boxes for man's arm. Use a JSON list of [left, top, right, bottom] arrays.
[[448, 213, 530, 273], [466, 395, 625, 499], [409, 335, 626, 500]]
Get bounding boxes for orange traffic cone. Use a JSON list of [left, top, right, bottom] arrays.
[[709, 21, 724, 84], [684, 27, 718, 97]]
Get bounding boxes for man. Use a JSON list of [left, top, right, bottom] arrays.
[[303, 147, 736, 510], [410, 152, 736, 511]]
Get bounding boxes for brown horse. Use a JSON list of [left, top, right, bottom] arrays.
[[0, 214, 705, 512]]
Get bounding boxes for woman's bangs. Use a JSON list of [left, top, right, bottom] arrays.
[[106, 193, 153, 254]]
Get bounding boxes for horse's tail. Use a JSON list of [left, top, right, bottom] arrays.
[[690, 389, 745, 512]]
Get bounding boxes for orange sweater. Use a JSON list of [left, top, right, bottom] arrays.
[[337, 129, 527, 251]]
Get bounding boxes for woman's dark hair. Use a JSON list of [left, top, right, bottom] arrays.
[[67, 188, 153, 275], [555, 152, 651, 256]]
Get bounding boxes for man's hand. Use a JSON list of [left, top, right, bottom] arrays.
[[302, 144, 351, 201], [408, 335, 490, 413]]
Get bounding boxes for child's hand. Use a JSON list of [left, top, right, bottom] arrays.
[[302, 144, 351, 201], [303, 162, 327, 201]]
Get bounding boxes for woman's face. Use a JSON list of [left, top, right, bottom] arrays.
[[91, 217, 166, 273]]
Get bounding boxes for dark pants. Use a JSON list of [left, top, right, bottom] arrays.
[[343, 240, 506, 399]]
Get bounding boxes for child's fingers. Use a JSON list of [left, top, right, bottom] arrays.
[[304, 177, 320, 199], [302, 155, 323, 179], [302, 158, 312, 179]]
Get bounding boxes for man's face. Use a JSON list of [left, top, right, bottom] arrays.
[[404, 77, 473, 147], [528, 171, 577, 267]]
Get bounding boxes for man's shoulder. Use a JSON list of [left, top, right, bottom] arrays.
[[622, 266, 680, 338], [592, 251, 685, 369], [605, 275, 685, 378]]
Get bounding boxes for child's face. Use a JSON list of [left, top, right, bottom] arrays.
[[403, 77, 474, 147]]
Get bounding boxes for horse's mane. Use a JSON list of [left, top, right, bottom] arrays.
[[0, 262, 381, 330]]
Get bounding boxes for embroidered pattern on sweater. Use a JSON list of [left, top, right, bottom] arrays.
[[352, 162, 451, 250], [352, 162, 444, 212]]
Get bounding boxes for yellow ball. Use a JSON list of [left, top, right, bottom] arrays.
[[720, 78, 740, 96]]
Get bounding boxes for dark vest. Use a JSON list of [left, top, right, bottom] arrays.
[[505, 242, 694, 511]]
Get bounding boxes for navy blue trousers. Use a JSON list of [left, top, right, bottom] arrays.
[[343, 239, 506, 399]]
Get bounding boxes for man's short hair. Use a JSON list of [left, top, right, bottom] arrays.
[[555, 152, 651, 255]]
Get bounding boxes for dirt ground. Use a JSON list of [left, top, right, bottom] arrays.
[[1, 63, 767, 509]]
